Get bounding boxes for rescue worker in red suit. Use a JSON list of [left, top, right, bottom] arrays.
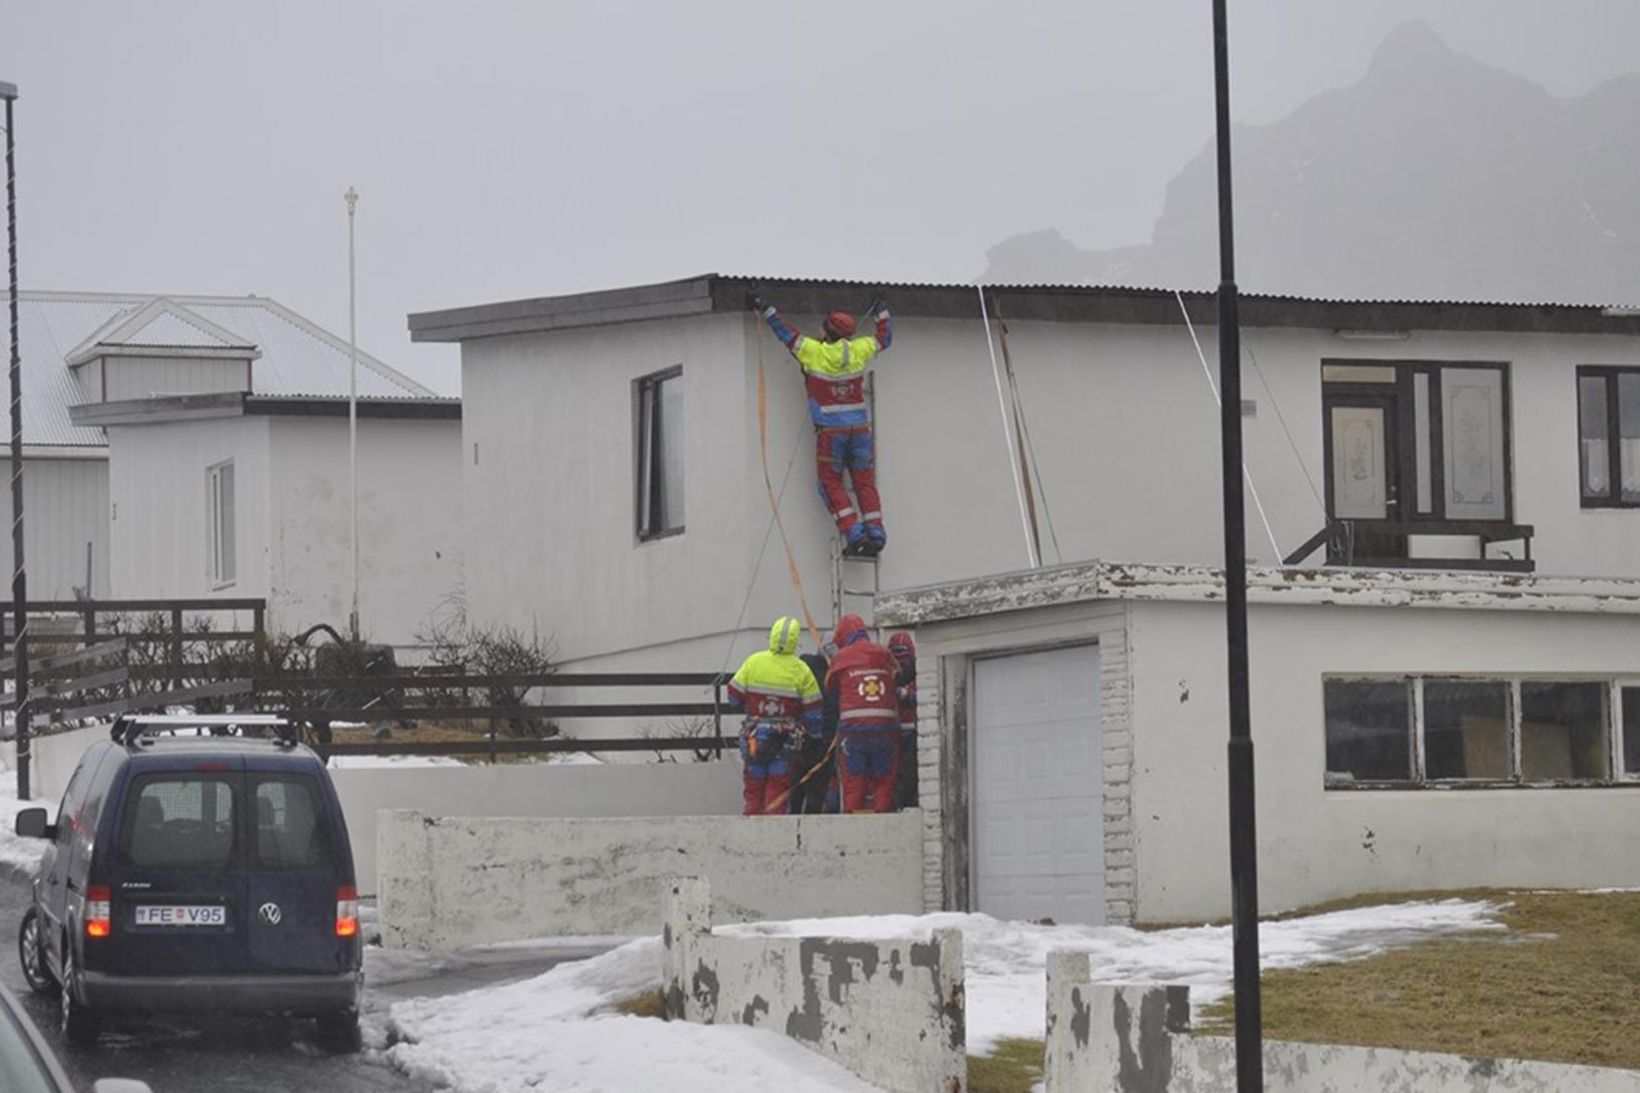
[[824, 615, 902, 812], [747, 289, 893, 556], [725, 617, 822, 815], [888, 631, 918, 810]]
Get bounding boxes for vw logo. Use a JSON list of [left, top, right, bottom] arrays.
[[257, 902, 283, 927]]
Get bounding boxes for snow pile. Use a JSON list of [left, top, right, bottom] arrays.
[[384, 898, 1500, 1088], [386, 938, 879, 1092], [723, 900, 1503, 1052], [0, 773, 51, 874]]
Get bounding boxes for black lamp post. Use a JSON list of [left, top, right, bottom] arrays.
[[1, 79, 28, 801], [1209, 4, 1264, 1090]]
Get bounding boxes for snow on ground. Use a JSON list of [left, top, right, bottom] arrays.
[[0, 772, 50, 874], [327, 754, 467, 769], [385, 938, 880, 1093], [723, 900, 1503, 1052], [384, 898, 1502, 1089]]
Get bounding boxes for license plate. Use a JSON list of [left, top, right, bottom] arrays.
[[134, 904, 227, 927]]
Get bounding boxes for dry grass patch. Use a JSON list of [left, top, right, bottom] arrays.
[[611, 987, 669, 1019], [1201, 890, 1640, 1068], [968, 1038, 1044, 1093]]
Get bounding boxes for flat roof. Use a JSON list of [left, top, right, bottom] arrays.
[[408, 273, 1640, 344], [874, 560, 1640, 628]]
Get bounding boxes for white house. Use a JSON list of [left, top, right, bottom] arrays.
[[410, 274, 1640, 921], [20, 291, 460, 644]]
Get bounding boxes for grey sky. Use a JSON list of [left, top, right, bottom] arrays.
[[4, 1, 1637, 392]]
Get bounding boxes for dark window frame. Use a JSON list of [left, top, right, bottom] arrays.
[[634, 365, 685, 542], [1324, 673, 1627, 790], [1320, 359, 1515, 525], [1575, 365, 1640, 508]]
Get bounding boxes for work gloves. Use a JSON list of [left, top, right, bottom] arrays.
[[866, 293, 889, 315], [746, 289, 768, 312]]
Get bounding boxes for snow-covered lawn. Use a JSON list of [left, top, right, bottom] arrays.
[[383, 898, 1501, 1091]]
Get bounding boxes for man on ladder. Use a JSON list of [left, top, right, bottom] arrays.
[[748, 288, 893, 556]]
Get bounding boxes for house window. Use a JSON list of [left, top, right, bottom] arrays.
[[1325, 674, 1628, 787], [1320, 361, 1514, 536], [207, 460, 236, 587], [635, 367, 684, 540], [1576, 366, 1640, 507]]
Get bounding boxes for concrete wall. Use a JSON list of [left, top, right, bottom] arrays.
[[460, 310, 1640, 664], [0, 454, 111, 600], [0, 725, 105, 803], [107, 415, 272, 607], [265, 416, 462, 644], [664, 877, 966, 1093], [331, 760, 742, 894], [1126, 599, 1640, 922], [1044, 964, 1639, 1092], [378, 811, 924, 950]]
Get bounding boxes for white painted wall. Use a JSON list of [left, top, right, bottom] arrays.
[[0, 455, 110, 600], [265, 416, 461, 643], [330, 760, 742, 894], [1126, 599, 1640, 922], [462, 310, 1640, 664], [98, 355, 247, 401], [378, 811, 925, 949], [106, 415, 460, 644], [107, 416, 272, 607]]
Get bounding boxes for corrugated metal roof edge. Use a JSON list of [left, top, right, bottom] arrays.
[[408, 271, 1640, 344]]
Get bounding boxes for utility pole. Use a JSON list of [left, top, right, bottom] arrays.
[[2, 81, 29, 801], [1210, 2, 1264, 1089], [345, 186, 359, 643]]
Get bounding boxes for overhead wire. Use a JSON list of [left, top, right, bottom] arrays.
[[1174, 290, 1284, 565], [977, 285, 1041, 568], [1245, 337, 1326, 514], [993, 295, 1063, 565]]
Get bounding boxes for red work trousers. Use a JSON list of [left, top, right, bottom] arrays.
[[815, 427, 882, 544]]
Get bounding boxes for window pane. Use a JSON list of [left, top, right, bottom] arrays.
[[220, 463, 236, 583], [1580, 375, 1610, 499], [1622, 688, 1640, 777], [1442, 367, 1507, 520], [1324, 680, 1412, 782], [1414, 372, 1432, 514], [1322, 365, 1397, 383], [1329, 406, 1388, 519], [254, 777, 331, 869], [1620, 374, 1640, 503], [636, 383, 656, 535], [659, 374, 685, 530], [1520, 682, 1608, 781], [121, 776, 238, 870], [1423, 681, 1509, 779]]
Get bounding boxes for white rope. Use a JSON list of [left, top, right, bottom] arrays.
[[1174, 290, 1284, 566], [978, 285, 1039, 568]]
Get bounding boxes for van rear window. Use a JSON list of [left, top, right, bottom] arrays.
[[252, 776, 331, 869], [120, 775, 238, 870]]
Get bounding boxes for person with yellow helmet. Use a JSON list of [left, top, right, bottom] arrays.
[[724, 616, 823, 815]]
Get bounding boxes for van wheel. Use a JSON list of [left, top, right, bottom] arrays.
[[315, 1008, 361, 1053], [60, 949, 101, 1046], [17, 909, 54, 995]]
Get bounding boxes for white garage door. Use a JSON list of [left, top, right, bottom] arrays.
[[972, 643, 1104, 926]]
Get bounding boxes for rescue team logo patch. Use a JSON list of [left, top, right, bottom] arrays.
[[857, 676, 887, 702], [831, 380, 861, 399], [758, 696, 786, 717]]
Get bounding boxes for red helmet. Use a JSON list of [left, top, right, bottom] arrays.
[[823, 311, 857, 340], [888, 631, 916, 669], [833, 614, 869, 649]]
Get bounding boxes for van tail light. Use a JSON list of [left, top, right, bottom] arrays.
[[336, 886, 359, 938], [85, 885, 112, 939]]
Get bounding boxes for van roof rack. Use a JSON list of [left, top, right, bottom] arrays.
[[111, 714, 303, 749]]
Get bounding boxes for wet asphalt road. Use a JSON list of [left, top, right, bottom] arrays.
[[0, 868, 434, 1093]]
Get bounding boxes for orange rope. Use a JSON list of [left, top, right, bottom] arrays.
[[757, 340, 825, 650]]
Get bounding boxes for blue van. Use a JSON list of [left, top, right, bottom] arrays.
[[13, 715, 363, 1049]]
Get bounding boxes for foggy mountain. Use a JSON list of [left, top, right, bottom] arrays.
[[982, 20, 1640, 305]]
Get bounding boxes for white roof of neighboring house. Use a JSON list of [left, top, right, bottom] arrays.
[[19, 290, 437, 447]]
